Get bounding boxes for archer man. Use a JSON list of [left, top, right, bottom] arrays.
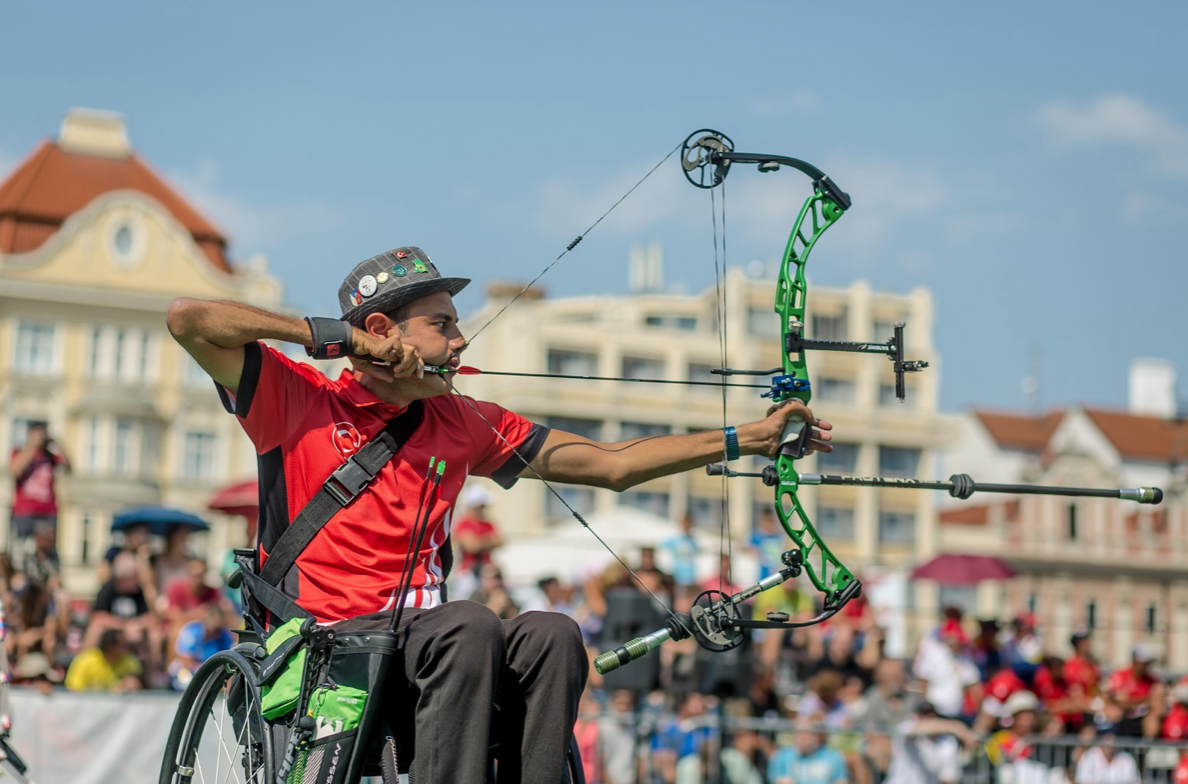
[[166, 246, 832, 784]]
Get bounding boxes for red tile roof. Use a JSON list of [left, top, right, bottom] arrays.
[[1083, 408, 1188, 463], [974, 410, 1065, 451], [0, 140, 230, 273]]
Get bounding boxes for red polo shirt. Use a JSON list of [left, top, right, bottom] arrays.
[[220, 343, 545, 623]]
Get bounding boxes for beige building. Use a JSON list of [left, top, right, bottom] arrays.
[[458, 255, 950, 651], [937, 361, 1188, 669], [0, 109, 285, 594]]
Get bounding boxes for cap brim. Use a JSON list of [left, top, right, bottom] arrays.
[[342, 277, 470, 326]]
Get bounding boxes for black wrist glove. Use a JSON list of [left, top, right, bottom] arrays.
[[304, 317, 352, 360]]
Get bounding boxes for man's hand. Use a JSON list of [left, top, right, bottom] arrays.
[[750, 400, 833, 458], [348, 328, 425, 383]]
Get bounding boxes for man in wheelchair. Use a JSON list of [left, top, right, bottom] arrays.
[[166, 246, 830, 784]]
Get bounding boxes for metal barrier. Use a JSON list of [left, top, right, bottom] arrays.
[[575, 711, 1188, 784]]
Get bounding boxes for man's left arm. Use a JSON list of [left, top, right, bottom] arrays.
[[521, 400, 831, 490]]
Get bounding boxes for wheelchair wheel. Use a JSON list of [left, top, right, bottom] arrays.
[[159, 650, 274, 784]]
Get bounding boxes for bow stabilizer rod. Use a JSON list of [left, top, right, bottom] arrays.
[[706, 464, 1164, 504]]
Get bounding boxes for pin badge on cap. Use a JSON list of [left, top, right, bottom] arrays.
[[396, 250, 408, 259], [413, 260, 429, 273], [376, 271, 389, 284], [358, 275, 378, 297], [351, 289, 363, 306], [392, 265, 407, 277]]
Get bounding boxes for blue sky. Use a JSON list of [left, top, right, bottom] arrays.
[[3, 1, 1185, 414]]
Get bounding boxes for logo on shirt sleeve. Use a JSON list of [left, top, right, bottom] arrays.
[[332, 422, 363, 458]]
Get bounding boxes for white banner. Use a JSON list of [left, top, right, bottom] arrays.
[[6, 687, 180, 784]]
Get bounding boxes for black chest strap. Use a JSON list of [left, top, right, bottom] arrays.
[[258, 400, 425, 588]]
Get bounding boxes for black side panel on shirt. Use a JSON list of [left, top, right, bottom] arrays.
[[490, 424, 551, 489], [215, 341, 263, 418], [255, 446, 298, 594]]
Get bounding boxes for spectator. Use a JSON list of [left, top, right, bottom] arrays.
[[862, 659, 919, 777], [662, 514, 700, 589], [768, 713, 849, 784], [678, 729, 764, 784], [1162, 681, 1188, 740], [1073, 725, 1139, 784], [652, 692, 714, 784], [971, 618, 1003, 680], [1035, 656, 1085, 732], [983, 664, 1027, 719], [1064, 630, 1100, 699], [986, 691, 1040, 767], [8, 421, 68, 559], [1002, 613, 1044, 684], [914, 618, 980, 721], [452, 485, 503, 575], [154, 525, 197, 593], [168, 604, 233, 690], [1103, 644, 1157, 737], [699, 553, 742, 597], [10, 650, 62, 696], [535, 576, 575, 616], [599, 690, 640, 784], [99, 521, 152, 587], [64, 629, 142, 693], [883, 701, 973, 784], [752, 579, 814, 667], [20, 519, 60, 590], [162, 558, 226, 645], [749, 508, 785, 581], [467, 563, 519, 620], [87, 551, 162, 677]]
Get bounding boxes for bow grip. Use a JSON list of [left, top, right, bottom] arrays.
[[779, 415, 813, 459]]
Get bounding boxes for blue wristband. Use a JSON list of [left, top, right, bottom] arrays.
[[722, 426, 740, 462]]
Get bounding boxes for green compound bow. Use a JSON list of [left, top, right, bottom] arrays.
[[434, 128, 1165, 675], [591, 129, 1162, 675]]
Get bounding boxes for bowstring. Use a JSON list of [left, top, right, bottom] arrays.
[[440, 375, 690, 636], [710, 183, 732, 595]]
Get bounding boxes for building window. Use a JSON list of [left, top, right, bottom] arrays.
[[878, 511, 915, 544], [112, 418, 137, 476], [547, 349, 597, 377], [818, 443, 859, 473], [621, 422, 671, 440], [1147, 604, 1158, 634], [747, 307, 780, 338], [1027, 592, 1038, 614], [183, 354, 212, 388], [645, 314, 697, 331], [620, 491, 670, 519], [621, 356, 665, 381], [879, 384, 916, 407], [873, 320, 901, 342], [182, 432, 218, 481], [138, 332, 154, 381], [546, 417, 602, 442], [546, 485, 595, 522], [818, 378, 856, 404], [86, 326, 104, 378], [1067, 504, 1078, 540], [14, 321, 57, 376], [817, 506, 855, 540], [113, 328, 128, 379], [687, 363, 723, 394], [811, 311, 848, 341], [878, 446, 920, 477], [692, 497, 726, 530], [1086, 600, 1097, 630], [84, 417, 102, 472]]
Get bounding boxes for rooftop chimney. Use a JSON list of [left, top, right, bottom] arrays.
[[1128, 358, 1177, 418], [58, 108, 131, 158]]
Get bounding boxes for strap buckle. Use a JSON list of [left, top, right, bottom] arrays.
[[323, 457, 375, 506]]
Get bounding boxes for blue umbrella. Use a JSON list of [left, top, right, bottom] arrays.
[[111, 506, 210, 536]]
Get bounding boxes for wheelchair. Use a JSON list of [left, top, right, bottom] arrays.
[[158, 551, 585, 784]]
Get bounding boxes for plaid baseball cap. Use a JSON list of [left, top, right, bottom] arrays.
[[339, 247, 470, 327]]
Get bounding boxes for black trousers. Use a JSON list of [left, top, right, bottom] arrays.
[[371, 601, 587, 784]]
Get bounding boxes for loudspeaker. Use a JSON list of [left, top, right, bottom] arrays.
[[600, 589, 665, 693]]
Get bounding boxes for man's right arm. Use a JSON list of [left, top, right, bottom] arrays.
[[166, 299, 314, 394]]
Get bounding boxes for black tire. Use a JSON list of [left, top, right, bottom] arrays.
[[159, 650, 274, 784]]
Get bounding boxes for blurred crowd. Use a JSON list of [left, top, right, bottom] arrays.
[[8, 427, 1188, 784]]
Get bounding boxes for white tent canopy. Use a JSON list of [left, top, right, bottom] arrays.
[[492, 506, 758, 588]]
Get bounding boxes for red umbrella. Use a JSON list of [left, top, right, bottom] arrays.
[[910, 554, 1015, 585], [208, 479, 258, 518]]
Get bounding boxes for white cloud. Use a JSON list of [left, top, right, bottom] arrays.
[[748, 90, 820, 116], [1035, 93, 1188, 179], [166, 160, 346, 251]]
